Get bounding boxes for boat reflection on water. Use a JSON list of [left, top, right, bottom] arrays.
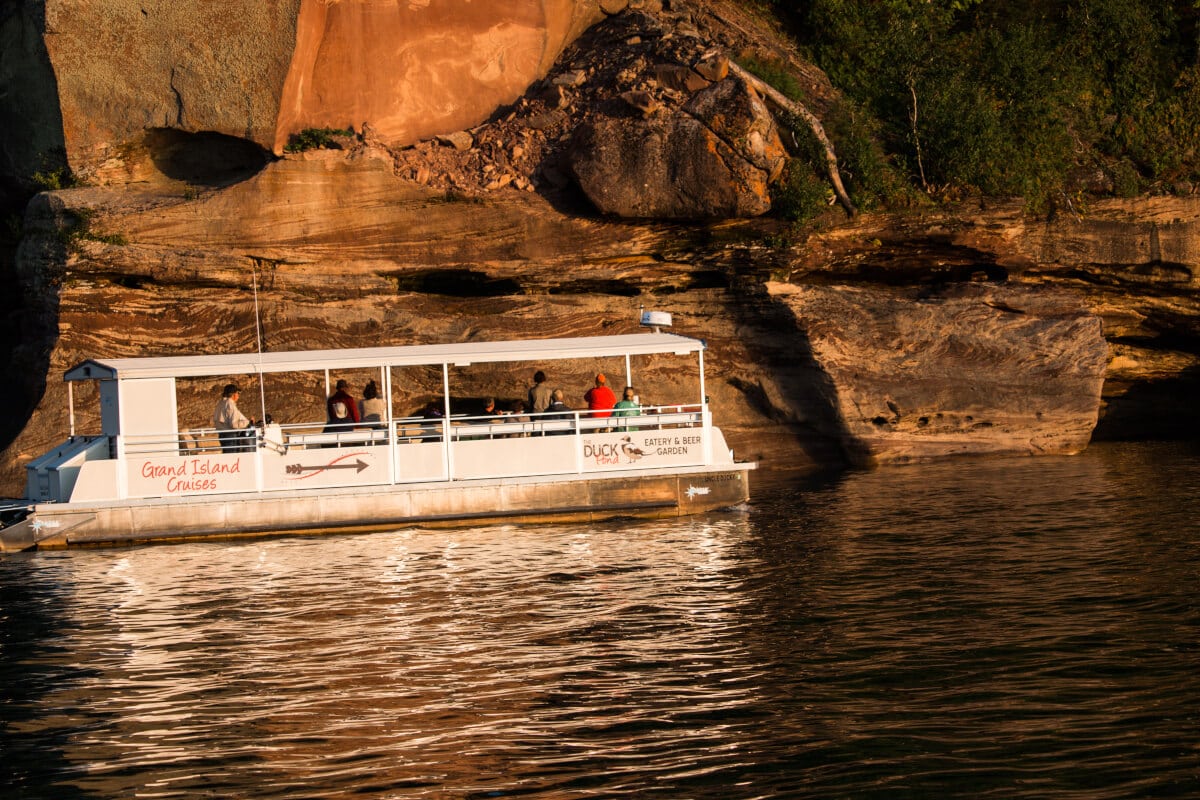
[[4, 514, 767, 797]]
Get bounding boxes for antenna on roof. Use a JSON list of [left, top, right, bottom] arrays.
[[639, 308, 672, 334], [252, 266, 267, 427]]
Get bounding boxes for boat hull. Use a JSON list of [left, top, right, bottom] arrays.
[[1, 464, 751, 552]]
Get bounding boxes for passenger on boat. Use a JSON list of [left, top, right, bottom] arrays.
[[585, 373, 617, 431], [529, 369, 552, 414], [325, 379, 360, 435], [613, 386, 640, 431], [420, 400, 445, 442], [546, 389, 573, 435], [506, 399, 531, 437], [213, 383, 255, 453], [465, 397, 504, 440], [584, 373, 616, 417], [359, 380, 386, 429]]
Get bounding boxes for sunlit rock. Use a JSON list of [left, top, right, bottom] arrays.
[[768, 283, 1109, 464], [568, 76, 785, 219]]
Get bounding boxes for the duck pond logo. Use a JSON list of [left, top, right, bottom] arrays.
[[583, 433, 702, 467]]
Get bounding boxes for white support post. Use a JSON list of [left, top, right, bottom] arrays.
[[698, 347, 711, 464], [115, 382, 127, 499], [254, 445, 264, 493], [442, 363, 453, 481], [67, 382, 76, 438], [574, 411, 583, 473], [257, 370, 267, 430], [384, 365, 396, 485], [252, 266, 268, 429], [624, 353, 632, 390]]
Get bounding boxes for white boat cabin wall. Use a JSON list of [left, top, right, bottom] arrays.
[[27, 334, 739, 507]]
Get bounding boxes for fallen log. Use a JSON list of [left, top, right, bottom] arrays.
[[727, 60, 857, 217]]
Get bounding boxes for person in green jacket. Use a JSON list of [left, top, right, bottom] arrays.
[[612, 386, 640, 432]]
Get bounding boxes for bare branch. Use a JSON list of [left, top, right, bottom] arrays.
[[727, 60, 857, 217]]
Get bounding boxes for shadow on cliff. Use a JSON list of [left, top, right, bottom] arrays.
[[0, 194, 68, 461], [0, 183, 36, 454], [0, 5, 69, 468], [0, 4, 67, 185], [1095, 364, 1200, 441], [725, 271, 869, 471], [145, 129, 271, 188]]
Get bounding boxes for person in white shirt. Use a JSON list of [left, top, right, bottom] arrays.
[[213, 383, 253, 453]]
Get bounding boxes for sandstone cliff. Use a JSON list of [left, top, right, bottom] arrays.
[[1, 0, 604, 182], [2, 0, 1197, 498]]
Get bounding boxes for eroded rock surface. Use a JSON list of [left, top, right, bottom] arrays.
[[7, 1, 604, 180], [568, 75, 785, 218], [276, 0, 604, 153], [41, 0, 301, 177], [768, 283, 1109, 464]]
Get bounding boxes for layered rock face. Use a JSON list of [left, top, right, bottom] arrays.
[[276, 0, 603, 152], [768, 284, 1108, 464], [39, 0, 300, 178], [0, 152, 1124, 493], [2, 156, 801, 494], [791, 198, 1200, 441], [4, 0, 602, 181]]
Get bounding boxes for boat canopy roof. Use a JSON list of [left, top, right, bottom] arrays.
[[63, 333, 705, 382]]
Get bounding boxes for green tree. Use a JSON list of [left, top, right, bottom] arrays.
[[778, 0, 1200, 201]]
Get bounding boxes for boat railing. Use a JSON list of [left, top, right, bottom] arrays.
[[129, 419, 421, 456], [447, 404, 703, 440], [120, 404, 705, 457], [121, 407, 705, 455], [126, 430, 230, 456]]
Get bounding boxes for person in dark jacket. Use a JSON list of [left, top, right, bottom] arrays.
[[545, 388, 573, 435], [325, 379, 360, 435]]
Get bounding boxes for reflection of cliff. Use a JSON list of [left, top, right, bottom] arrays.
[[276, 0, 599, 152]]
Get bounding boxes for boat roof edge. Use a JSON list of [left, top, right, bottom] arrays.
[[63, 332, 706, 382]]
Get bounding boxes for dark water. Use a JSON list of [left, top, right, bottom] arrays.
[[2, 442, 1199, 799]]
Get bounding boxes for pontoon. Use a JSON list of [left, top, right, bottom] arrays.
[[0, 332, 753, 551]]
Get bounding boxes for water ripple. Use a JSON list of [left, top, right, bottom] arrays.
[[2, 442, 1200, 798]]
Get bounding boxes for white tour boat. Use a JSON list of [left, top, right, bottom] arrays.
[[0, 328, 753, 552]]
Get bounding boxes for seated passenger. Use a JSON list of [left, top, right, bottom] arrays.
[[420, 400, 445, 442], [545, 389, 573, 435], [613, 386, 641, 431], [469, 397, 503, 439], [325, 379, 360, 435], [506, 399, 531, 437], [359, 380, 386, 430]]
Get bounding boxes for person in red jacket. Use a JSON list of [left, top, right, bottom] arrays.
[[584, 373, 617, 420], [325, 379, 361, 435]]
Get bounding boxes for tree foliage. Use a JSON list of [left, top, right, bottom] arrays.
[[774, 0, 1200, 204]]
